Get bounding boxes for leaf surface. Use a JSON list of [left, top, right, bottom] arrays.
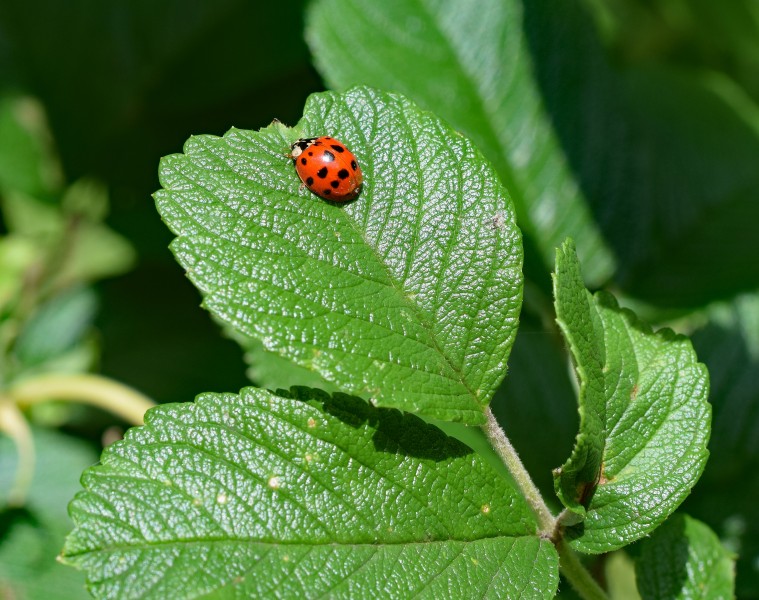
[[155, 87, 523, 424], [635, 514, 735, 599], [553, 240, 710, 553], [62, 388, 559, 599]]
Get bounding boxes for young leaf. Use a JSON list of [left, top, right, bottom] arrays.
[[553, 240, 710, 553], [62, 387, 559, 599], [155, 86, 523, 425], [634, 514, 735, 599]]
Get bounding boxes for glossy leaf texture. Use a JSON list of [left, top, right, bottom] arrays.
[[62, 388, 559, 599], [155, 86, 523, 425], [307, 0, 614, 287], [634, 514, 735, 599], [307, 0, 759, 306], [552, 240, 710, 553]]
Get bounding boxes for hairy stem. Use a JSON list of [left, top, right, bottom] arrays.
[[482, 407, 555, 533], [483, 408, 610, 600], [10, 373, 156, 425]]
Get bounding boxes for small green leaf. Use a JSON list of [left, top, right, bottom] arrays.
[[552, 240, 607, 515], [553, 240, 710, 553], [634, 514, 735, 599], [0, 94, 63, 199], [155, 86, 523, 424], [62, 387, 559, 599], [13, 286, 98, 368]]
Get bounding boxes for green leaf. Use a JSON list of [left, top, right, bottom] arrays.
[[683, 290, 759, 597], [306, 0, 615, 287], [155, 86, 523, 425], [1, 183, 136, 284], [307, 0, 759, 306], [552, 240, 710, 553], [634, 514, 735, 599], [552, 241, 607, 515], [237, 334, 336, 392], [62, 387, 559, 599], [0, 93, 62, 199], [13, 286, 97, 368]]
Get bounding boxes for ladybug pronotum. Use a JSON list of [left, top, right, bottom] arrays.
[[289, 136, 363, 202]]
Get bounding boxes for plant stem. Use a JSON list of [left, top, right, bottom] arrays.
[[0, 397, 36, 506], [557, 539, 610, 600], [482, 407, 555, 533], [10, 373, 156, 426], [483, 408, 610, 600]]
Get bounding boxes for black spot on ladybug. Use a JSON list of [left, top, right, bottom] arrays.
[[300, 158, 307, 165], [317, 167, 329, 179], [308, 151, 314, 156], [337, 169, 349, 180], [323, 189, 331, 195], [330, 144, 345, 153], [350, 160, 357, 171], [306, 176, 314, 186], [330, 180, 339, 188], [314, 140, 323, 146], [322, 150, 335, 162]]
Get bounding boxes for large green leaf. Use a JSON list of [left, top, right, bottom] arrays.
[[62, 387, 559, 599], [634, 514, 735, 599], [553, 240, 710, 553], [307, 0, 614, 288], [155, 87, 523, 425], [307, 0, 759, 306]]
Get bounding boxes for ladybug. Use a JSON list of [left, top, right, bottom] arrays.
[[289, 136, 363, 202]]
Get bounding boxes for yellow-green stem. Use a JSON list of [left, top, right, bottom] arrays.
[[0, 398, 35, 506], [10, 373, 156, 426]]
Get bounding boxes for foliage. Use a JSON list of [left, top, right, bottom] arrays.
[[1, 0, 756, 598]]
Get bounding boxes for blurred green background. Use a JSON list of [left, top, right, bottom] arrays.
[[1, 1, 320, 407]]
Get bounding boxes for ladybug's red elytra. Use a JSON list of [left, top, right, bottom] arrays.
[[289, 136, 363, 202]]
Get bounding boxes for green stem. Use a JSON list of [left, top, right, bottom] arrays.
[[0, 397, 36, 506], [482, 407, 555, 533], [10, 373, 156, 426], [482, 408, 610, 600], [557, 539, 610, 600]]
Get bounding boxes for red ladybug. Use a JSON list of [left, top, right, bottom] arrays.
[[289, 136, 363, 202]]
